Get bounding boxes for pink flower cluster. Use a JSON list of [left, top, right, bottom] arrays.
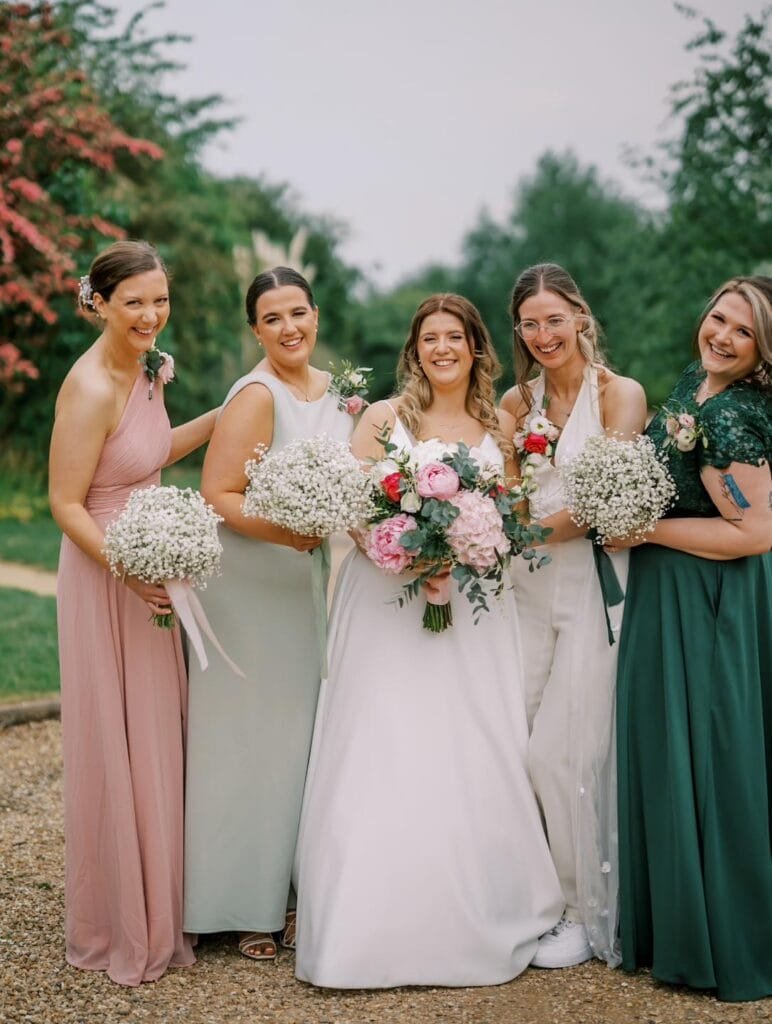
[[366, 513, 417, 573], [415, 461, 459, 500], [158, 354, 175, 384], [446, 490, 509, 571]]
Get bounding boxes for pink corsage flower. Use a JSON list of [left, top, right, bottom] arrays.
[[366, 514, 418, 574], [158, 354, 175, 384], [345, 394, 364, 415], [415, 461, 460, 500]]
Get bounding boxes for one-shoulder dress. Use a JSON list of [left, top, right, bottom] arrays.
[[57, 372, 194, 986]]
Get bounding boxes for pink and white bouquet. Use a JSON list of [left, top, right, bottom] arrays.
[[364, 434, 550, 632]]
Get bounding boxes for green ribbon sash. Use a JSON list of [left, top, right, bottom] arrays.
[[587, 530, 625, 646], [311, 539, 331, 678]]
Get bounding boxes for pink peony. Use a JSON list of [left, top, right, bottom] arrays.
[[158, 354, 175, 384], [416, 461, 460, 500], [345, 394, 364, 415], [365, 514, 417, 574], [446, 490, 509, 571]]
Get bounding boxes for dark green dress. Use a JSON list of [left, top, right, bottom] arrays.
[[617, 361, 772, 1002]]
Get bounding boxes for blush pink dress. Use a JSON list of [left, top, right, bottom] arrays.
[[56, 372, 195, 986]]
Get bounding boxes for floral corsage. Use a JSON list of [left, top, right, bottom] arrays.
[[329, 359, 372, 415], [661, 405, 707, 453], [139, 346, 175, 400], [513, 411, 560, 483]]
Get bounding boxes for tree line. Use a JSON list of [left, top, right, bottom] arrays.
[[1, 0, 769, 464]]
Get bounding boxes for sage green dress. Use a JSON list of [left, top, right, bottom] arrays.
[[617, 361, 772, 1002], [183, 371, 352, 934]]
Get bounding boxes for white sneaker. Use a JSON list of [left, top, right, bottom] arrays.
[[530, 915, 593, 969]]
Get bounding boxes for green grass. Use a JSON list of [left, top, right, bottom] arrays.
[[0, 588, 59, 701], [0, 514, 61, 571]]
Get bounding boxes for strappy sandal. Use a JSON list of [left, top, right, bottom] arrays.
[[281, 910, 296, 950], [238, 932, 277, 961]]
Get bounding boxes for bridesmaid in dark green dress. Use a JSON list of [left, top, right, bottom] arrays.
[[615, 275, 772, 1002]]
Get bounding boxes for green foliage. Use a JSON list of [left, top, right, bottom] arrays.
[[0, 589, 59, 700], [0, 516, 61, 572]]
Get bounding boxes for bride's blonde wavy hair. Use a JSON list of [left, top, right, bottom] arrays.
[[396, 294, 513, 459]]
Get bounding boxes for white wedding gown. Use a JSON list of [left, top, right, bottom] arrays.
[[294, 419, 563, 989]]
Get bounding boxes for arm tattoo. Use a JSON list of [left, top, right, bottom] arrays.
[[720, 473, 751, 520]]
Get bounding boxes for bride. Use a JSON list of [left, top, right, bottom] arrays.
[[294, 294, 563, 989]]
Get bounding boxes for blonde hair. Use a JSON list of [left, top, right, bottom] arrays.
[[698, 276, 772, 391], [509, 263, 605, 416], [396, 293, 513, 459]]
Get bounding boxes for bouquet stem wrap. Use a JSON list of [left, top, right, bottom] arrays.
[[586, 530, 625, 646], [165, 580, 244, 677], [422, 574, 453, 633], [311, 540, 331, 678]]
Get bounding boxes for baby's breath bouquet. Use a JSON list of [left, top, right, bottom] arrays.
[[242, 435, 375, 674], [103, 485, 224, 628], [560, 435, 677, 545], [242, 434, 374, 535]]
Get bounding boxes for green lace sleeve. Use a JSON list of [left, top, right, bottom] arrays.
[[698, 384, 772, 470]]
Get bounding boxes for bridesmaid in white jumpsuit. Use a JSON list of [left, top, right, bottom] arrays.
[[501, 263, 647, 968]]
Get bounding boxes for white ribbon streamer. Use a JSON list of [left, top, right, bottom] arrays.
[[166, 579, 245, 678]]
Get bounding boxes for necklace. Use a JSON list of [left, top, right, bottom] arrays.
[[696, 378, 724, 403], [272, 365, 312, 402]]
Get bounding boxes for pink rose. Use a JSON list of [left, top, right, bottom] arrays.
[[365, 514, 417, 574], [677, 412, 695, 429], [345, 394, 364, 415], [446, 490, 509, 571], [158, 354, 175, 384], [416, 461, 460, 500]]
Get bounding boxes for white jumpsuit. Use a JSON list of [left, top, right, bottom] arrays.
[[510, 365, 627, 966]]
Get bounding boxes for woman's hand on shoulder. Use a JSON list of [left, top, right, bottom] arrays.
[[599, 369, 647, 440], [351, 399, 397, 463]]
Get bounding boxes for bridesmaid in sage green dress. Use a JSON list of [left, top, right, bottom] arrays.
[[183, 267, 352, 960], [615, 275, 772, 1002]]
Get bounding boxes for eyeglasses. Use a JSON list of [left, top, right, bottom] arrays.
[[515, 314, 576, 341]]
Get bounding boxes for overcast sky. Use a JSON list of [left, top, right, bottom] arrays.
[[122, 0, 761, 286]]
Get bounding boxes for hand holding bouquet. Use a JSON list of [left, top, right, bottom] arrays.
[[560, 434, 677, 545], [103, 485, 241, 673], [242, 434, 376, 674], [364, 434, 550, 632], [104, 485, 223, 627]]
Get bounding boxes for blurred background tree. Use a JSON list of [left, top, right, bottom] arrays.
[[1, 0, 768, 474]]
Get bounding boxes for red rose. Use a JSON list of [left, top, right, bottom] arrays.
[[523, 433, 549, 455], [381, 471, 403, 503]]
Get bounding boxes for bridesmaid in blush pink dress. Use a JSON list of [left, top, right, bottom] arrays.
[[49, 241, 217, 986]]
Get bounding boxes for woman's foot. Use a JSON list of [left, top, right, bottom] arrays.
[[238, 932, 277, 960], [281, 910, 296, 950], [531, 915, 593, 968]]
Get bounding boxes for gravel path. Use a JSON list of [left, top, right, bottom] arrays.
[[0, 560, 57, 597], [1, 720, 770, 1024]]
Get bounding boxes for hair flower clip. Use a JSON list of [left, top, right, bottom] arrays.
[[78, 275, 94, 309]]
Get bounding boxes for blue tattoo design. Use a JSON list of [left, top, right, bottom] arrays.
[[721, 473, 751, 511]]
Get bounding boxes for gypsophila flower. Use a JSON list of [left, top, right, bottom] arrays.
[[103, 485, 224, 627], [560, 435, 677, 545], [242, 434, 375, 535]]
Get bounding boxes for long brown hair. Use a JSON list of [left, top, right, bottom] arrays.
[[509, 263, 605, 415], [396, 293, 512, 458]]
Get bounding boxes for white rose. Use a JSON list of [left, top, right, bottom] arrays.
[[675, 428, 697, 452], [410, 439, 452, 470], [370, 458, 399, 484], [528, 415, 552, 435], [400, 490, 422, 513]]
